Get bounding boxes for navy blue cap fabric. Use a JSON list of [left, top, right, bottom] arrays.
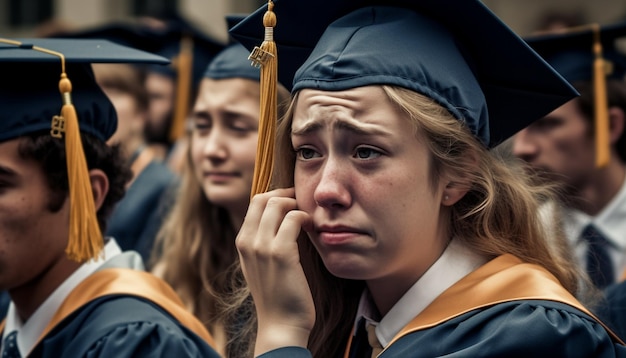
[[203, 43, 260, 82], [230, 0, 578, 147], [0, 38, 169, 142], [525, 21, 626, 83], [203, 15, 260, 82]]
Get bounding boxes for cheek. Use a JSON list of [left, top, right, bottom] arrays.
[[189, 137, 205, 176], [294, 170, 315, 210], [234, 136, 259, 171], [0, 200, 46, 263]]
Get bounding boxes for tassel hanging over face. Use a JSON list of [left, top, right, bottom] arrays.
[[249, 0, 278, 199]]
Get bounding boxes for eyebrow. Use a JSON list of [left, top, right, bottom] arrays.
[[292, 119, 391, 137]]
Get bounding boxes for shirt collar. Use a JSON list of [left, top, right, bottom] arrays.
[[354, 239, 488, 347], [2, 238, 123, 356], [562, 176, 626, 250]]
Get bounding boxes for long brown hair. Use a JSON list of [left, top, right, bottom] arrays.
[[151, 142, 238, 342], [152, 82, 291, 357]]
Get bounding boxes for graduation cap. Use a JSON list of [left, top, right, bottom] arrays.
[[203, 15, 261, 82], [525, 22, 626, 168], [231, 0, 578, 196], [53, 16, 226, 142], [0, 38, 168, 262]]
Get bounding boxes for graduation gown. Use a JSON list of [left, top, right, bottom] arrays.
[[596, 280, 626, 342], [259, 254, 626, 358], [106, 160, 176, 263], [1, 265, 219, 357]]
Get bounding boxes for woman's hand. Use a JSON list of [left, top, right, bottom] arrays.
[[236, 188, 315, 355]]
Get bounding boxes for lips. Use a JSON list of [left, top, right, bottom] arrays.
[[316, 225, 366, 245], [203, 171, 240, 180]]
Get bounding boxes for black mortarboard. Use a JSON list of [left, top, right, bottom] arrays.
[[525, 22, 626, 167], [0, 37, 168, 262], [203, 15, 260, 82], [230, 0, 578, 148]]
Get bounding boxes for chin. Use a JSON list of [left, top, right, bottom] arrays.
[[206, 191, 247, 209], [321, 254, 372, 280]]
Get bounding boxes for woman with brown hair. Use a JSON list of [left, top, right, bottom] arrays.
[[150, 24, 290, 355]]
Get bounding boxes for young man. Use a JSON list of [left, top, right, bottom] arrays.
[[512, 23, 626, 289], [0, 38, 219, 357]]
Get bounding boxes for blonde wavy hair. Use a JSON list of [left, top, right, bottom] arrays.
[[228, 85, 588, 357]]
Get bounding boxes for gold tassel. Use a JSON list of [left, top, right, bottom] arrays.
[[59, 73, 103, 262], [169, 34, 194, 143], [592, 24, 610, 168], [249, 0, 278, 198]]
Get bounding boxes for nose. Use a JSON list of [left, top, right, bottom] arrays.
[[202, 127, 227, 160], [312, 158, 352, 209], [511, 130, 538, 162]]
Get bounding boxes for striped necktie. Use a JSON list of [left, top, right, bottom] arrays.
[[582, 224, 614, 289], [2, 331, 21, 358]]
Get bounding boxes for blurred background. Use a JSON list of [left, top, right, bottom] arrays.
[[1, 0, 625, 43]]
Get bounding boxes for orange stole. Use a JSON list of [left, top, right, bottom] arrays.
[[343, 254, 623, 358], [1, 268, 216, 355]]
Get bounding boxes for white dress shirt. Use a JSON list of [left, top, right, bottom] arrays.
[[561, 176, 626, 281], [354, 239, 488, 348], [1, 239, 123, 357]]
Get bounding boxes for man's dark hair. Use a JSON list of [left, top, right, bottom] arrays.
[[575, 79, 626, 162], [17, 131, 131, 232]]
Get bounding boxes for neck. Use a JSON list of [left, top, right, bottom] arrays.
[[568, 158, 626, 216], [367, 227, 450, 316], [8, 258, 81, 322]]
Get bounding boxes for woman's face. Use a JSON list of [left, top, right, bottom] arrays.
[[190, 78, 260, 219], [292, 86, 450, 290]]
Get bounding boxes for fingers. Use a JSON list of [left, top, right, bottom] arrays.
[[234, 187, 316, 340], [237, 187, 297, 258]]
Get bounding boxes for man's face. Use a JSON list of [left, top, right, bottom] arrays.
[[512, 99, 596, 189], [0, 138, 70, 291]]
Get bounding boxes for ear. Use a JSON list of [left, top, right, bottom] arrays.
[[609, 107, 625, 145], [440, 152, 476, 206], [89, 169, 109, 211], [441, 181, 470, 206]]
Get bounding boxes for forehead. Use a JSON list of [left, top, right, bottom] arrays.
[[292, 87, 398, 126], [291, 87, 421, 143]]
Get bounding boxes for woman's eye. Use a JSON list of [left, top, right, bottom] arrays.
[[354, 147, 381, 159], [231, 125, 251, 133], [193, 120, 210, 130], [296, 148, 319, 160]]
